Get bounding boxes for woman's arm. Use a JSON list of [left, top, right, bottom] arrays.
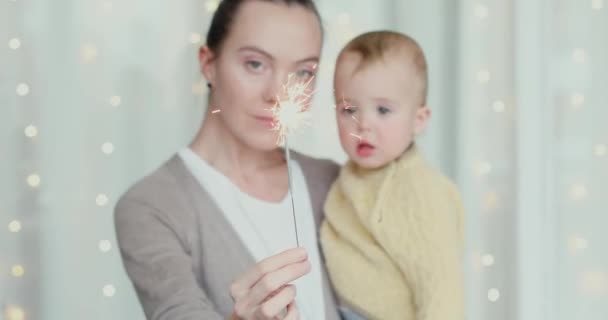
[[115, 197, 224, 320], [115, 197, 309, 320]]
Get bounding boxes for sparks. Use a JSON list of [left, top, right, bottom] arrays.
[[350, 133, 362, 141], [268, 73, 317, 248], [269, 73, 315, 146], [211, 109, 221, 114]]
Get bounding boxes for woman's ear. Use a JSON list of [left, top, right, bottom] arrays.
[[414, 106, 431, 135], [199, 45, 217, 87]]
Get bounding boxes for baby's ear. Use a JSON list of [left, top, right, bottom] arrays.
[[414, 106, 431, 135]]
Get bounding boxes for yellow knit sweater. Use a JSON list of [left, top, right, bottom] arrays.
[[320, 145, 465, 320]]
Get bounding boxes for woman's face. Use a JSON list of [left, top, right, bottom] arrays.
[[200, 1, 322, 151]]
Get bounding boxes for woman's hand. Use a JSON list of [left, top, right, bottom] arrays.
[[229, 248, 310, 319]]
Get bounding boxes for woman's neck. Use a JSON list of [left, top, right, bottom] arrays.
[[189, 111, 284, 180]]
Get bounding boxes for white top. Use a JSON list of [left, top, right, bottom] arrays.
[[178, 148, 326, 320]]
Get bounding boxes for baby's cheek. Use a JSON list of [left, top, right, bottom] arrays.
[[337, 128, 355, 151]]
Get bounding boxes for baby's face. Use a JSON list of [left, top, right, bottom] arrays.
[[334, 53, 428, 169]]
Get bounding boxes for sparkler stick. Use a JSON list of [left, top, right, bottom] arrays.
[[283, 136, 299, 247], [269, 74, 315, 247]]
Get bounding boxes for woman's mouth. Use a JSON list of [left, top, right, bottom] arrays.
[[254, 116, 276, 128]]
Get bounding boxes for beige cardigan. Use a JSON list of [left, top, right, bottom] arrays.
[[114, 152, 341, 320]]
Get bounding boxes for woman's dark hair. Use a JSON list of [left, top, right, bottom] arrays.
[[206, 0, 323, 53]]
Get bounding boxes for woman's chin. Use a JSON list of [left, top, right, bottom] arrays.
[[242, 132, 281, 152]]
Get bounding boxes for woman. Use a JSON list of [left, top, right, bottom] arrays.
[[114, 0, 341, 319]]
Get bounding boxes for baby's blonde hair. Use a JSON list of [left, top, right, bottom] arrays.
[[337, 31, 428, 106]]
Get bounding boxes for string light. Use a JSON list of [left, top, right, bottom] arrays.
[[102, 284, 116, 297], [99, 240, 112, 252], [571, 93, 585, 108], [189, 32, 201, 44], [481, 254, 495, 267], [477, 69, 491, 83], [492, 100, 505, 113], [594, 144, 606, 157], [205, 0, 219, 13], [592, 0, 604, 10], [81, 43, 98, 63], [24, 125, 38, 138], [8, 220, 22, 233], [101, 142, 114, 155], [4, 305, 25, 320], [572, 48, 587, 64], [11, 265, 25, 277], [569, 183, 588, 201], [474, 4, 489, 19], [487, 288, 501, 302], [474, 161, 492, 176], [26, 174, 40, 188], [580, 271, 608, 296], [8, 38, 21, 50], [96, 194, 109, 207], [109, 95, 121, 107], [16, 83, 29, 96], [568, 235, 589, 253]]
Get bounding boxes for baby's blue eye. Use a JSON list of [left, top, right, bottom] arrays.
[[377, 106, 391, 114]]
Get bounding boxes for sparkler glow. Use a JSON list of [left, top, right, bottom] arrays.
[[269, 74, 314, 146], [269, 73, 316, 247]]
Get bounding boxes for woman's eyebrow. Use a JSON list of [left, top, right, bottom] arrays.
[[296, 56, 319, 64], [238, 46, 319, 65], [238, 46, 274, 60]]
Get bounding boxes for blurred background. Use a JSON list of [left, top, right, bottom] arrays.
[[1, 0, 607, 319]]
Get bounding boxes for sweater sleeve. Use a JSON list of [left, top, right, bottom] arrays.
[[371, 173, 465, 320], [114, 196, 225, 320]]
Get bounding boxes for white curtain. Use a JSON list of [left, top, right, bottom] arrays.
[[2, 0, 607, 319]]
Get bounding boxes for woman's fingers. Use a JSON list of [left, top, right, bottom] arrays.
[[230, 248, 307, 301], [255, 285, 296, 319], [246, 259, 311, 308], [283, 301, 299, 320]]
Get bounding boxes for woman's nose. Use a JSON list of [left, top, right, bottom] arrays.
[[263, 71, 289, 105]]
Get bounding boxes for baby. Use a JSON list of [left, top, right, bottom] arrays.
[[320, 31, 465, 320]]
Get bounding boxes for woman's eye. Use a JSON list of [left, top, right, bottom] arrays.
[[295, 69, 314, 79], [246, 60, 263, 71], [377, 105, 391, 114]]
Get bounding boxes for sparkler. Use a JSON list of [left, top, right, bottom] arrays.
[[269, 73, 315, 247]]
